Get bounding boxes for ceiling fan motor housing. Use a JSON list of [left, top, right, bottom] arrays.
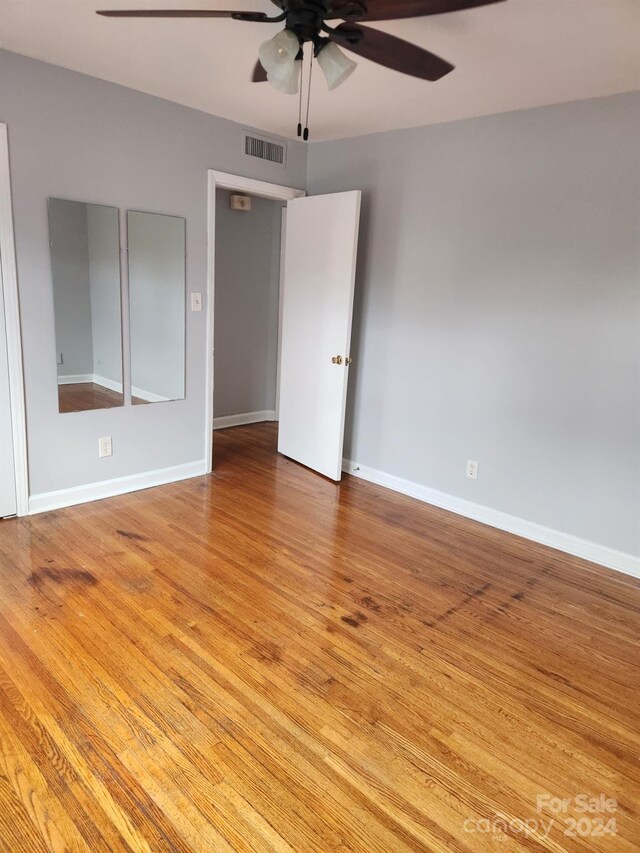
[[281, 0, 330, 45], [277, 0, 366, 48]]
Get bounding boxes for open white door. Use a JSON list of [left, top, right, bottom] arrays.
[[278, 191, 361, 481], [0, 281, 17, 518]]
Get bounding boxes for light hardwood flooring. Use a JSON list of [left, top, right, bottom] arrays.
[[0, 423, 637, 851]]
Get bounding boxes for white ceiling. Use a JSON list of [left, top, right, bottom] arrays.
[[1, 0, 638, 142]]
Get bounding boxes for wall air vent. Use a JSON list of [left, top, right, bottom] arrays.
[[243, 134, 286, 167]]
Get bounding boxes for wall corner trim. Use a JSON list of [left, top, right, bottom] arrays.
[[342, 459, 640, 580], [29, 459, 208, 515]]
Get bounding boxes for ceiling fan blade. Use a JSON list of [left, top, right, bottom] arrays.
[[97, 9, 268, 19], [252, 60, 268, 82], [328, 0, 505, 21], [331, 23, 454, 81]]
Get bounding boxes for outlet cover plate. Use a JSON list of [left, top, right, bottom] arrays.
[[99, 437, 112, 458]]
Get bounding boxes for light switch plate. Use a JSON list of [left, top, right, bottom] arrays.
[[466, 460, 479, 480], [191, 292, 203, 312]]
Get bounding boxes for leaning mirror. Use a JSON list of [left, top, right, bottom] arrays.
[[127, 211, 186, 405], [48, 199, 123, 413]]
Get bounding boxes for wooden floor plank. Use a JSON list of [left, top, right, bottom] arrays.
[[0, 423, 638, 851]]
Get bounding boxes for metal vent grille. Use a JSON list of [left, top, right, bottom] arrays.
[[243, 134, 286, 166]]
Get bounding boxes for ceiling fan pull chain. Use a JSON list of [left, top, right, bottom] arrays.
[[303, 51, 314, 142], [297, 45, 305, 137]]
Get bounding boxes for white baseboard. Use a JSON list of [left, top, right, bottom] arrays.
[[94, 374, 123, 394], [131, 385, 171, 403], [342, 460, 640, 580], [57, 374, 170, 403], [57, 373, 95, 385], [213, 410, 277, 430], [29, 459, 207, 515]]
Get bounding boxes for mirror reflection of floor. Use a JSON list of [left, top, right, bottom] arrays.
[[58, 382, 144, 413]]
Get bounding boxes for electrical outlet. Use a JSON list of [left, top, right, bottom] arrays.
[[98, 437, 112, 458], [466, 460, 479, 480], [191, 292, 202, 312]]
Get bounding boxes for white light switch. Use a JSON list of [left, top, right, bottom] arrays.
[[191, 292, 203, 312]]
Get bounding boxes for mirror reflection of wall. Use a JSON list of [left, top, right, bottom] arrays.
[[128, 211, 186, 405], [48, 199, 123, 414]]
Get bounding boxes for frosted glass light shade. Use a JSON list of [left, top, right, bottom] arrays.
[[259, 29, 301, 94], [317, 42, 357, 90], [268, 60, 302, 95]]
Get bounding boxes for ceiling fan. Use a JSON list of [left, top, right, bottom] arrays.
[[98, 0, 505, 137]]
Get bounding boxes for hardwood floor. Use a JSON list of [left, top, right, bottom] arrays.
[[58, 383, 146, 413], [58, 383, 125, 413], [0, 423, 638, 851]]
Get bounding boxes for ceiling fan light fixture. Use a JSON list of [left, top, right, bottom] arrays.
[[259, 29, 301, 94], [317, 42, 357, 91]]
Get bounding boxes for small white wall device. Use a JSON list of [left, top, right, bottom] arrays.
[[230, 194, 252, 212]]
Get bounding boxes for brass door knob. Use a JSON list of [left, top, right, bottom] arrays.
[[331, 355, 343, 365]]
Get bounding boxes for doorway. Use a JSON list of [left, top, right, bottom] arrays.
[[206, 171, 361, 482], [213, 190, 284, 440], [205, 171, 305, 472], [0, 123, 28, 518]]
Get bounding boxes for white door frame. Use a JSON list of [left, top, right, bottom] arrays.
[[0, 124, 29, 517], [274, 206, 287, 421], [205, 170, 305, 472]]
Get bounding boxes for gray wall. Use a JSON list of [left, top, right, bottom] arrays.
[[307, 92, 640, 557], [214, 191, 283, 418], [3, 43, 637, 560], [49, 198, 94, 378], [0, 48, 305, 496]]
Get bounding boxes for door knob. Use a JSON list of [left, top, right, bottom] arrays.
[[331, 355, 343, 365]]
